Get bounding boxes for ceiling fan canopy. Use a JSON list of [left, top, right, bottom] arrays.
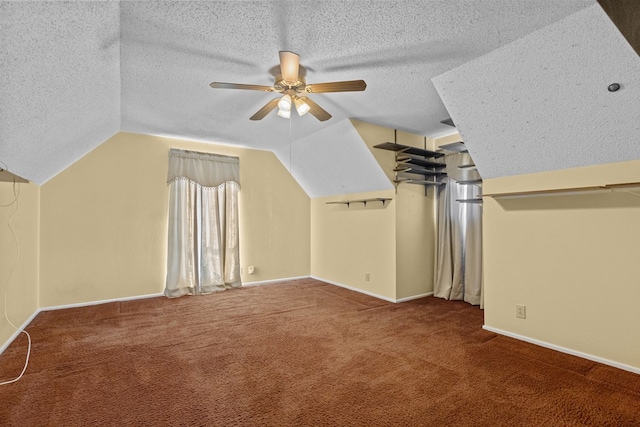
[[210, 51, 367, 121]]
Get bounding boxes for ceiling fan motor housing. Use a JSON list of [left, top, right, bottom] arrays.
[[274, 75, 306, 93]]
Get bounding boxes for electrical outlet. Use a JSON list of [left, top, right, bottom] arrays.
[[365, 272, 370, 281], [516, 304, 526, 319], [248, 265, 255, 275]]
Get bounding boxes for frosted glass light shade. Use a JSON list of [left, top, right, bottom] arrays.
[[277, 108, 291, 118], [294, 97, 310, 116], [278, 94, 292, 111]]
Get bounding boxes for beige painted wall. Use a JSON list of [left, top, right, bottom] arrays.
[[395, 183, 435, 299], [310, 190, 397, 300], [395, 131, 437, 300], [311, 121, 437, 301], [483, 159, 640, 369], [39, 132, 310, 307], [0, 182, 39, 347]]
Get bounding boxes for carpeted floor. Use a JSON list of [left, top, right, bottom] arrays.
[[1, 278, 639, 426]]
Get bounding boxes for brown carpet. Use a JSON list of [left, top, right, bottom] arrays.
[[1, 278, 639, 426]]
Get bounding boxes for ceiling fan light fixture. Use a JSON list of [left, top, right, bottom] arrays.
[[294, 97, 310, 116], [210, 51, 365, 121], [277, 108, 291, 118], [278, 94, 292, 111]]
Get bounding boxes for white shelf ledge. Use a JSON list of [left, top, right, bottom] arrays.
[[456, 198, 483, 204], [484, 182, 640, 198]]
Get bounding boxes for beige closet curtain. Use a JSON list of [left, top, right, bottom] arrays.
[[434, 155, 483, 306], [165, 149, 241, 298]]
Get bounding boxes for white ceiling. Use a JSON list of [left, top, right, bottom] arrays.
[[5, 0, 635, 196], [433, 4, 640, 179], [289, 119, 393, 198]]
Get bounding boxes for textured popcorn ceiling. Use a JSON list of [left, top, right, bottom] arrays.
[[433, 4, 640, 179], [0, 1, 120, 185], [1, 0, 610, 195]]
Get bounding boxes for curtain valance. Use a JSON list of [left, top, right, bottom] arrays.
[[167, 149, 240, 187]]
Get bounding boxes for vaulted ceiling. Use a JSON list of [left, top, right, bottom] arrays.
[[1, 1, 638, 196]]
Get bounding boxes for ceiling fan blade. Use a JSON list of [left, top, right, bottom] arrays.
[[305, 80, 367, 93], [249, 98, 280, 121], [210, 82, 275, 91], [279, 51, 300, 82], [302, 97, 332, 122]]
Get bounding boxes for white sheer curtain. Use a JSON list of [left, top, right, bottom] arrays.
[[165, 149, 241, 298], [434, 154, 483, 306]]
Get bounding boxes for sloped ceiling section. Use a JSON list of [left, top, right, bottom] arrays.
[[284, 119, 392, 198], [432, 4, 640, 179], [0, 1, 121, 184]]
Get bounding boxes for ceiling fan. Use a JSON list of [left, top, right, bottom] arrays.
[[210, 51, 366, 122]]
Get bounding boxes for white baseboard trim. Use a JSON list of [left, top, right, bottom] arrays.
[[396, 292, 434, 303], [312, 276, 396, 302], [0, 309, 40, 355], [41, 292, 165, 312], [483, 325, 640, 375], [242, 275, 311, 287], [311, 276, 432, 304]]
